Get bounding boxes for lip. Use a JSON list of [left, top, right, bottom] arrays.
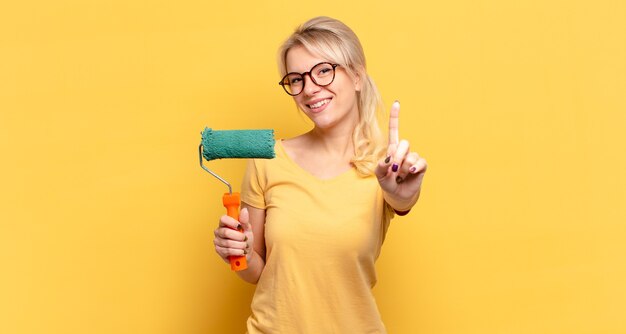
[[306, 97, 332, 113]]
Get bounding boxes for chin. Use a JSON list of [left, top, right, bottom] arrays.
[[313, 116, 342, 130]]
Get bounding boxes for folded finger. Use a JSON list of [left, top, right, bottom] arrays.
[[215, 226, 246, 241], [392, 140, 410, 173], [215, 244, 247, 258], [219, 214, 242, 230], [375, 154, 393, 179], [213, 237, 248, 250], [410, 157, 428, 174], [396, 152, 419, 182]]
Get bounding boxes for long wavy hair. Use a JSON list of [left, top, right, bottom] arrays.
[[277, 16, 385, 177]]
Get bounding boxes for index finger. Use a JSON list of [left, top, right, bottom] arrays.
[[388, 101, 400, 146]]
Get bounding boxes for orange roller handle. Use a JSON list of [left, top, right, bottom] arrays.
[[223, 192, 247, 271]]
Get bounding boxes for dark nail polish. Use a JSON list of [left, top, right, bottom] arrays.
[[409, 166, 417, 173], [396, 176, 404, 183], [243, 249, 247, 255], [237, 224, 242, 231], [244, 236, 248, 242], [384, 156, 391, 164], [392, 164, 399, 172]]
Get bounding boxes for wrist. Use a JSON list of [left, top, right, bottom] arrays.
[[384, 192, 419, 214]]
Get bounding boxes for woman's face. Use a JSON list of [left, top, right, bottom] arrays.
[[285, 45, 361, 132]]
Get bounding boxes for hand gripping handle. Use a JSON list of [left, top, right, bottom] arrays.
[[223, 192, 247, 271]]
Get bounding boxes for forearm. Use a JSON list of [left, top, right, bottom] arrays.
[[236, 250, 265, 284]]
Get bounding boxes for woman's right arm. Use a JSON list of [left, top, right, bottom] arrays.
[[213, 203, 266, 284]]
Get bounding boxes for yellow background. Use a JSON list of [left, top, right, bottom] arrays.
[[1, 1, 625, 333]]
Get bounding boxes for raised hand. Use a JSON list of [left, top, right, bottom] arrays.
[[374, 101, 427, 212]]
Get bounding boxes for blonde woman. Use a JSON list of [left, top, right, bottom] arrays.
[[213, 16, 427, 333]]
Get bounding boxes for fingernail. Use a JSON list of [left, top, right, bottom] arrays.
[[396, 176, 404, 183], [384, 155, 391, 164], [409, 166, 417, 173], [237, 224, 242, 231], [243, 249, 247, 255], [244, 236, 248, 242], [392, 163, 399, 172]]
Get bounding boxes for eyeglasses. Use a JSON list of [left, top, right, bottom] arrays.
[[278, 62, 340, 96]]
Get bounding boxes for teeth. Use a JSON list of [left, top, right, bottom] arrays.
[[309, 99, 329, 109]]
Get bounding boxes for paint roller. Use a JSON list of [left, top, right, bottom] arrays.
[[199, 127, 275, 271]]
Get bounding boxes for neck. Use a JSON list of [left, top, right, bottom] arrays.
[[306, 119, 357, 161]]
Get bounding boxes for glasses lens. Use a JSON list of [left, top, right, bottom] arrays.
[[280, 63, 337, 96], [311, 63, 335, 86], [282, 73, 304, 95]]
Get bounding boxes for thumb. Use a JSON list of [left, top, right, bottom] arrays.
[[375, 155, 392, 180], [239, 207, 251, 233]]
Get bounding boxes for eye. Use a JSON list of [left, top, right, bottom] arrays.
[[315, 65, 334, 77], [284, 73, 302, 86]]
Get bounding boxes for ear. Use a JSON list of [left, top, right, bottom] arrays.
[[354, 71, 363, 92]]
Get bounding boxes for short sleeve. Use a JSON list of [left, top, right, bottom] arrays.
[[241, 159, 266, 209]]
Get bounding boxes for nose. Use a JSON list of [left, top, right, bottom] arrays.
[[301, 73, 321, 96]]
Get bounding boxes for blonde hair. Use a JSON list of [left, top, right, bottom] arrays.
[[278, 16, 385, 177]]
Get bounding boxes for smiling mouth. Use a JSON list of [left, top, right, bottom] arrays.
[[307, 98, 331, 109]]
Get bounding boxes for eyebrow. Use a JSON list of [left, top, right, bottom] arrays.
[[286, 61, 329, 73]]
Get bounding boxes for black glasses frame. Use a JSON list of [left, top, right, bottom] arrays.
[[278, 62, 340, 96]]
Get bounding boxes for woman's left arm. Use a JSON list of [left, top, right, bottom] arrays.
[[375, 101, 428, 213]]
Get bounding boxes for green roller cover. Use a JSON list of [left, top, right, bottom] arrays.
[[201, 127, 275, 161]]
